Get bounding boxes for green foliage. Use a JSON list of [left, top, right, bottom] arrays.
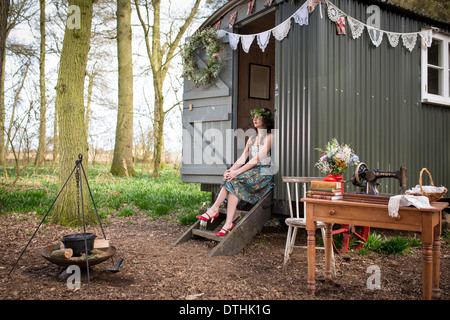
[[361, 232, 384, 252], [182, 27, 222, 87], [357, 232, 423, 256], [379, 236, 411, 255], [443, 229, 450, 241], [118, 205, 136, 217], [177, 211, 198, 226], [0, 164, 210, 226], [389, 0, 450, 22]]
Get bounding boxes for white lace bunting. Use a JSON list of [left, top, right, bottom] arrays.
[[347, 17, 364, 39], [367, 26, 383, 47], [241, 34, 255, 53], [216, 0, 431, 54], [257, 30, 271, 52], [228, 33, 240, 51], [402, 33, 417, 52], [327, 3, 341, 22], [272, 18, 291, 41], [293, 4, 309, 26], [387, 33, 400, 47], [420, 29, 433, 48]]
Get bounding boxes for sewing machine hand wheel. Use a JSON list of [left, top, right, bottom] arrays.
[[352, 162, 369, 190]]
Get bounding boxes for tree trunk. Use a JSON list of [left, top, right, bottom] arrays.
[[0, 56, 5, 170], [135, 0, 201, 178], [34, 0, 46, 171], [151, 83, 165, 178], [111, 0, 136, 177], [51, 0, 95, 227], [85, 70, 96, 136], [0, 0, 9, 169], [51, 100, 58, 168]]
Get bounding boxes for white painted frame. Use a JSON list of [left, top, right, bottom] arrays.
[[421, 30, 450, 107]]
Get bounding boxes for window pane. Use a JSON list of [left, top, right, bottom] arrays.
[[428, 40, 441, 66], [428, 67, 440, 95]]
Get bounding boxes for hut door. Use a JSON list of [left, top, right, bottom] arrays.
[[236, 11, 275, 155], [180, 42, 234, 184]]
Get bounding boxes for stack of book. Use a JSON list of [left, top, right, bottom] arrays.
[[307, 181, 343, 200]]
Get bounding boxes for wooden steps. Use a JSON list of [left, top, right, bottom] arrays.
[[174, 190, 273, 257], [191, 229, 222, 241]]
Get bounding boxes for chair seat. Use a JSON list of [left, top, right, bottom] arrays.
[[285, 218, 326, 228]]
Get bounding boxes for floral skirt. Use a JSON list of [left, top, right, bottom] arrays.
[[222, 165, 274, 204]]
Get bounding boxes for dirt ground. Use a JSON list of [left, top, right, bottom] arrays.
[[0, 210, 449, 302]]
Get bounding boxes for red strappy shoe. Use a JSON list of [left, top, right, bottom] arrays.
[[196, 209, 219, 223], [215, 224, 234, 237]]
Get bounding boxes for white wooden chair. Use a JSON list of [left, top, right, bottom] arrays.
[[282, 177, 335, 276]]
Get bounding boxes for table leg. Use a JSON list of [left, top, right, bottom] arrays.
[[421, 212, 433, 300], [324, 223, 333, 282], [306, 203, 316, 295], [432, 222, 441, 299]]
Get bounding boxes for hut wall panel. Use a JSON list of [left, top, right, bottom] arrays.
[[274, 0, 450, 202]]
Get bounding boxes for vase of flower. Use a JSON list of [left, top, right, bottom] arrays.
[[315, 138, 360, 192]]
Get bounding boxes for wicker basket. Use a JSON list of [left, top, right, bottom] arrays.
[[407, 168, 447, 202]]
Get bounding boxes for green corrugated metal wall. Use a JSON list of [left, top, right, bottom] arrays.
[[274, 0, 450, 201]]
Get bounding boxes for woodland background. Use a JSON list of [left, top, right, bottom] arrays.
[[0, 0, 448, 225]]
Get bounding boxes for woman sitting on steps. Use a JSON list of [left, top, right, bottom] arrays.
[[197, 108, 275, 236]]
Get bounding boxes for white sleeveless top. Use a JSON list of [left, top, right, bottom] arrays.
[[250, 145, 271, 166]]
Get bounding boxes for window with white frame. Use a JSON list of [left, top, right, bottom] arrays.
[[421, 31, 450, 107]]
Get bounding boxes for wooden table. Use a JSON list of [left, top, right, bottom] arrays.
[[302, 198, 448, 300]]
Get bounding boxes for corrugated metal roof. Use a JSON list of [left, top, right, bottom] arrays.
[[200, 0, 450, 30]]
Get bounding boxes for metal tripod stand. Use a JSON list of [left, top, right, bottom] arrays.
[[8, 154, 108, 291]]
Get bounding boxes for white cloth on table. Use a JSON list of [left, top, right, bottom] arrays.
[[387, 195, 433, 218]]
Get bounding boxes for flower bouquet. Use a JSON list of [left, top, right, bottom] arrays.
[[315, 138, 359, 180]]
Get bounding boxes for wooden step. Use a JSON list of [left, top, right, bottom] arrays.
[[207, 191, 272, 257], [192, 229, 222, 241], [174, 190, 273, 257], [218, 208, 248, 217]]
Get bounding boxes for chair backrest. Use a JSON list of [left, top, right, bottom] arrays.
[[282, 177, 324, 220], [286, 180, 300, 219]]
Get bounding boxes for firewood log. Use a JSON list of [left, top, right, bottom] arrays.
[[50, 248, 73, 259]]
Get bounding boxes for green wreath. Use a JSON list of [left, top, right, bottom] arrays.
[[182, 28, 223, 87]]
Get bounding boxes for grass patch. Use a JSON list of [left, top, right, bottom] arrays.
[[357, 232, 422, 256], [118, 205, 136, 217], [0, 163, 210, 225]]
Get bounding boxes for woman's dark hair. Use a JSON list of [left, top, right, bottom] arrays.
[[250, 108, 274, 132]]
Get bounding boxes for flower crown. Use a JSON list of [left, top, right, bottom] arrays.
[[250, 108, 273, 121]]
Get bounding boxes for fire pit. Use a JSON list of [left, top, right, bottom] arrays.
[[40, 243, 116, 268]]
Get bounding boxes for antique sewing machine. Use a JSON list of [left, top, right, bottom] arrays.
[[335, 163, 408, 253], [351, 162, 407, 195]]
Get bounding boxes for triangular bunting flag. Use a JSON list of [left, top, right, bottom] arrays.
[[241, 34, 255, 53], [336, 16, 346, 35], [387, 33, 400, 47], [367, 27, 383, 47], [402, 33, 417, 52]]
